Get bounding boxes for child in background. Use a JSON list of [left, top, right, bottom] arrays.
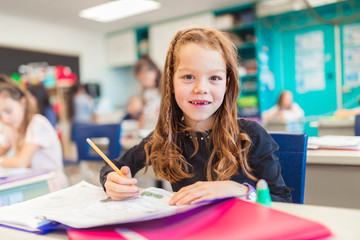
[[334, 97, 360, 118], [68, 83, 94, 125], [100, 27, 291, 204], [0, 75, 68, 192], [134, 55, 161, 135], [122, 95, 143, 121], [27, 84, 57, 128], [261, 90, 304, 124]]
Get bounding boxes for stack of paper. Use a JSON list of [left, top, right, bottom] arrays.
[[308, 135, 360, 150]]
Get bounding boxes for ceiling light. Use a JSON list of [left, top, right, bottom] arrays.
[[79, 0, 161, 23]]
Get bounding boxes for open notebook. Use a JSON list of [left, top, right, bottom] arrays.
[[0, 181, 217, 233], [0, 181, 333, 239]]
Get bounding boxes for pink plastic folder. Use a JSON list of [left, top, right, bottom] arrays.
[[68, 198, 333, 240]]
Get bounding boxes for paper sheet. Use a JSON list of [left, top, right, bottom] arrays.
[[308, 135, 360, 150], [0, 181, 188, 230]]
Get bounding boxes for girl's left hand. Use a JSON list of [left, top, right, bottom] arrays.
[[169, 181, 248, 206]]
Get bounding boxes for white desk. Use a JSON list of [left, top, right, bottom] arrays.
[[272, 202, 360, 239], [305, 149, 360, 209], [0, 170, 55, 207], [0, 202, 359, 239], [317, 117, 355, 136], [263, 120, 304, 133]]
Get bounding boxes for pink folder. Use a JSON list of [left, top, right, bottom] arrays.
[[68, 198, 333, 240]]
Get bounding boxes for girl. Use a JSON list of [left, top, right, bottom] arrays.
[[0, 75, 68, 192], [133, 55, 161, 135], [100, 27, 292, 205], [27, 84, 57, 128], [262, 90, 304, 124]]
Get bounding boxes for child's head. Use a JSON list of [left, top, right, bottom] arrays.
[[27, 84, 51, 115], [277, 90, 293, 110], [134, 55, 161, 89], [126, 95, 143, 120], [0, 74, 35, 132], [160, 27, 239, 130]]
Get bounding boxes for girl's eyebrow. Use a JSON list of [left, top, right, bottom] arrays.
[[177, 67, 226, 73]]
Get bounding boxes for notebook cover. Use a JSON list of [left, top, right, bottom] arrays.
[[68, 199, 333, 240]]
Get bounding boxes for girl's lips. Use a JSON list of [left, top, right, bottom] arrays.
[[189, 100, 211, 105]]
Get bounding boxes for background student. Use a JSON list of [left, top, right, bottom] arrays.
[[68, 83, 95, 125], [100, 27, 292, 205], [0, 74, 68, 192], [27, 84, 57, 128], [262, 90, 304, 124], [133, 54, 161, 135], [122, 95, 143, 121], [334, 97, 360, 118]]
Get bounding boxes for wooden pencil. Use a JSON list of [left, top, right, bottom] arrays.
[[86, 138, 126, 178]]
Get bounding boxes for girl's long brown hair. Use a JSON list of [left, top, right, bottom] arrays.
[[0, 74, 36, 150], [144, 27, 256, 182]]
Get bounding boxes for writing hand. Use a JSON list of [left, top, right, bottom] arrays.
[[104, 166, 139, 200]]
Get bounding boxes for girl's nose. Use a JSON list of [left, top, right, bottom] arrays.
[[193, 80, 209, 94]]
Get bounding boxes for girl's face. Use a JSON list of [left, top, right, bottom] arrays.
[[0, 96, 26, 129], [281, 92, 293, 109], [173, 43, 227, 130]]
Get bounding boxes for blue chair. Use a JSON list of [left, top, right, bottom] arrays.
[[355, 115, 360, 136], [73, 123, 122, 182], [269, 132, 308, 204], [74, 123, 122, 161]]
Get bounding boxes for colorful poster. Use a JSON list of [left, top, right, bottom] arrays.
[[295, 30, 325, 93], [343, 23, 360, 87]]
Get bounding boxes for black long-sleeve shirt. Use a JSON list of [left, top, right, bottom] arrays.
[[100, 119, 292, 202]]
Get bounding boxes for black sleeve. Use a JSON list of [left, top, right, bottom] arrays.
[[99, 135, 150, 191], [243, 120, 292, 203]]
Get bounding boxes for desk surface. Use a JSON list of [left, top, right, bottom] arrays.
[[0, 170, 55, 191], [1, 202, 359, 239], [272, 202, 360, 239], [307, 149, 360, 165]]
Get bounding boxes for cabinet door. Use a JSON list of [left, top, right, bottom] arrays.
[[281, 24, 337, 116], [106, 31, 137, 67], [149, 13, 215, 68], [341, 21, 360, 108]]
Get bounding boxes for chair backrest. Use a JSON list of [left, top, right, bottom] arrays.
[[355, 115, 360, 136], [74, 123, 122, 161], [269, 132, 308, 204]]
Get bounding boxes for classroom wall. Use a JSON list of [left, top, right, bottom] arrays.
[[0, 13, 105, 81], [257, 2, 360, 115], [0, 13, 141, 109]]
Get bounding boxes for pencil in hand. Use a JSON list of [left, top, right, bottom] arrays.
[[86, 138, 126, 178]]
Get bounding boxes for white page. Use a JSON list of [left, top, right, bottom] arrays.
[[308, 135, 360, 149], [0, 181, 199, 230]]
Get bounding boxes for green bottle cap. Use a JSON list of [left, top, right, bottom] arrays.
[[256, 179, 272, 207]]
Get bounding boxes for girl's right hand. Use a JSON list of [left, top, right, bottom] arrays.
[[104, 166, 139, 200]]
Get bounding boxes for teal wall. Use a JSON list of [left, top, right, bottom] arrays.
[[257, 1, 360, 115]]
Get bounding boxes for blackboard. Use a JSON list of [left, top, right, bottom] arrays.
[[0, 46, 80, 79]]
